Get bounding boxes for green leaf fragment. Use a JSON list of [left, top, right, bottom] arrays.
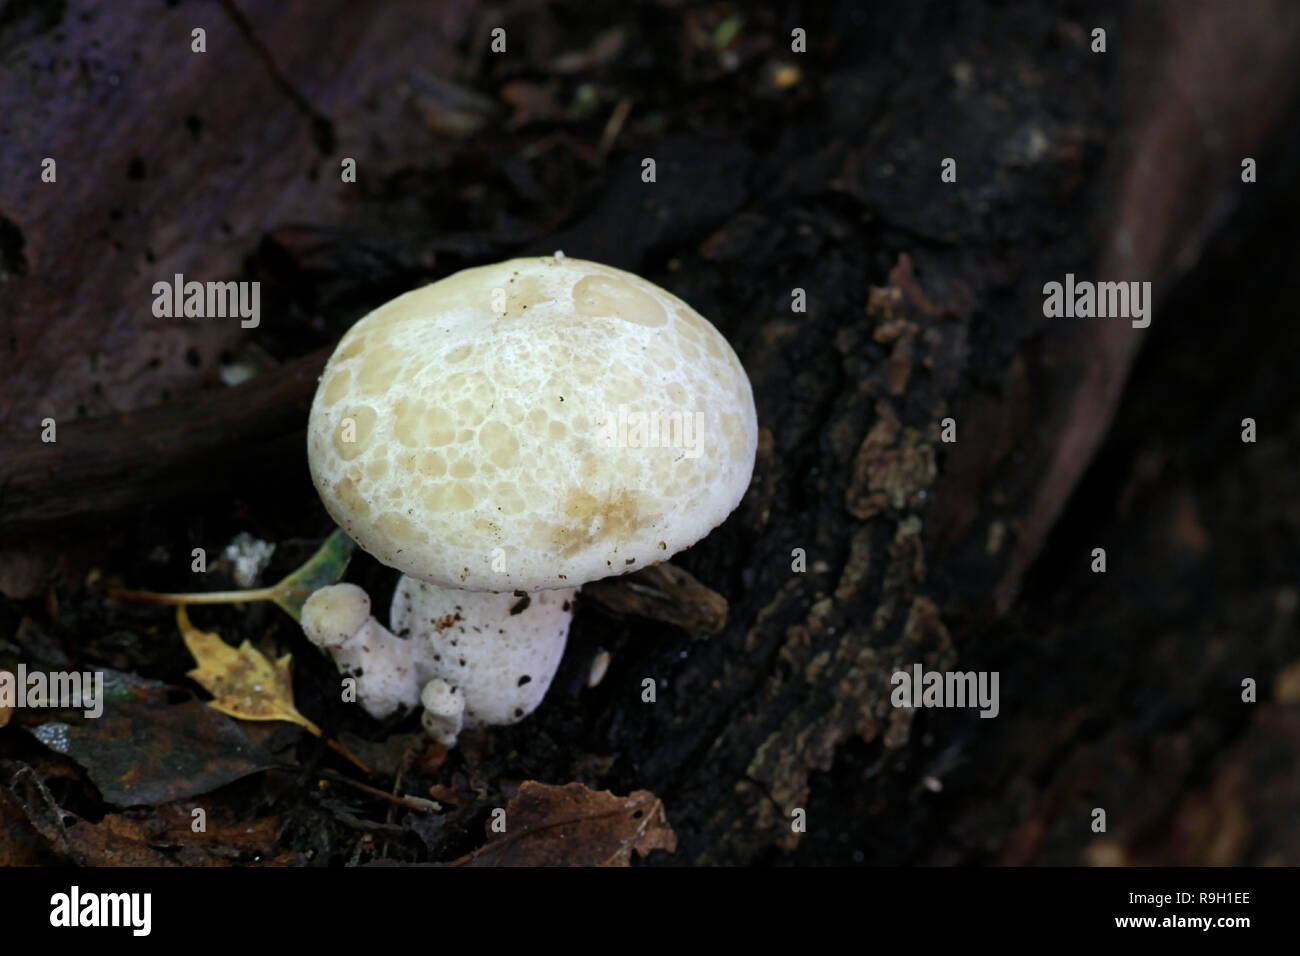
[[268, 528, 355, 621]]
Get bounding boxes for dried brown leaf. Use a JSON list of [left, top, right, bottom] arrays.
[[451, 781, 676, 866]]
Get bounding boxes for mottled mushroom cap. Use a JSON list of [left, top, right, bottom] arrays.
[[307, 256, 758, 591]]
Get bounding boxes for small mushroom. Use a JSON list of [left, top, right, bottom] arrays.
[[301, 582, 421, 719], [419, 679, 464, 748], [303, 256, 758, 744]]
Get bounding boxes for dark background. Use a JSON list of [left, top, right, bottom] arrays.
[[1, 0, 1298, 865]]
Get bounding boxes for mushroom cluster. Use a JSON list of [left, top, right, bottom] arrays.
[[302, 255, 757, 745]]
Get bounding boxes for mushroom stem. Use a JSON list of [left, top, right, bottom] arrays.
[[391, 576, 577, 737], [301, 583, 431, 719]]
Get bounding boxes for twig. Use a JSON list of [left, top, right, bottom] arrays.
[[107, 586, 277, 606], [598, 97, 633, 157], [315, 768, 441, 812]]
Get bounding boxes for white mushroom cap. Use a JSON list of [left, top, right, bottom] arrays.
[[301, 582, 371, 648], [307, 256, 758, 591], [391, 576, 576, 729]]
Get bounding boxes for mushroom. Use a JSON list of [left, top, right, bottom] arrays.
[[303, 255, 757, 745]]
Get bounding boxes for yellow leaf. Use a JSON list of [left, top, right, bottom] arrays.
[[177, 606, 320, 736]]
